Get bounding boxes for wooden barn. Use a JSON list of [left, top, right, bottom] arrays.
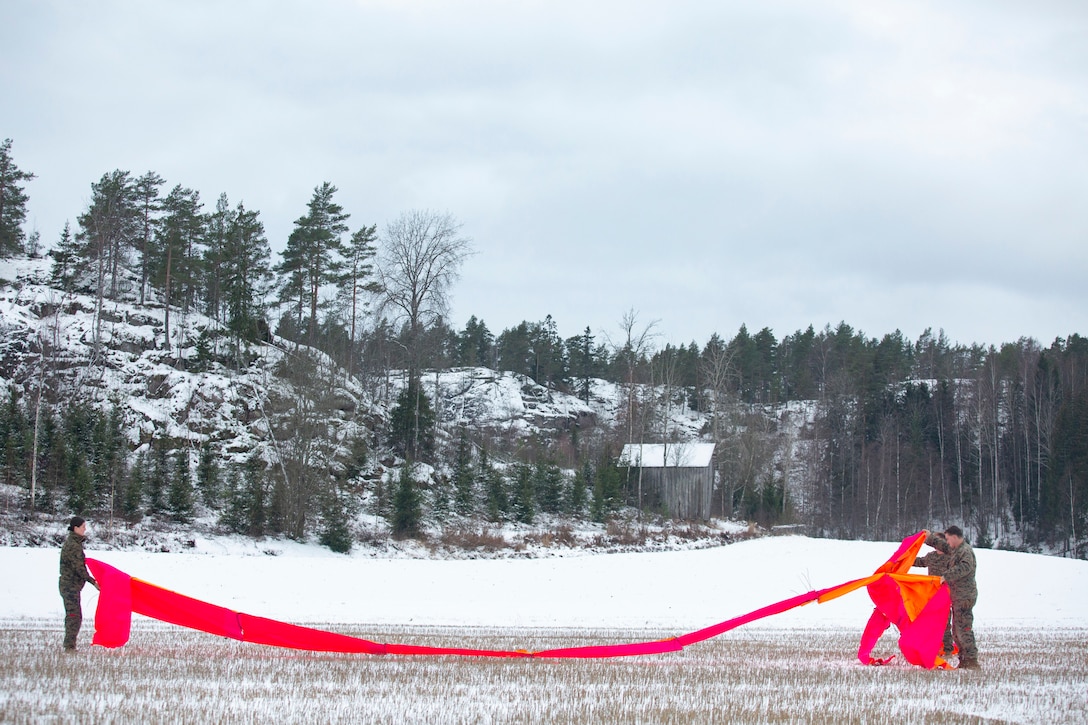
[[618, 442, 716, 520]]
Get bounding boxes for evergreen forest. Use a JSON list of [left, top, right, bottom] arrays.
[[1, 139, 1085, 557]]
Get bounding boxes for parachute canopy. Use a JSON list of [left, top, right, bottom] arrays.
[[86, 531, 950, 667]]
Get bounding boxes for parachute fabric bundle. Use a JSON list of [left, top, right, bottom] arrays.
[[86, 531, 950, 666]]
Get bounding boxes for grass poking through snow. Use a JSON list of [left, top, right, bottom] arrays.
[[1, 623, 1085, 724]]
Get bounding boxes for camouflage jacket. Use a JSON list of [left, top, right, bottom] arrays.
[[59, 532, 95, 590], [924, 532, 951, 555], [942, 540, 977, 601], [913, 550, 951, 577], [915, 532, 951, 576]]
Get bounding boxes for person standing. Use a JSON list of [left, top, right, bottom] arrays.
[[59, 516, 98, 651], [926, 525, 979, 669], [914, 531, 955, 656]]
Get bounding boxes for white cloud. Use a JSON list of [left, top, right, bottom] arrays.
[[4, 0, 1086, 347]]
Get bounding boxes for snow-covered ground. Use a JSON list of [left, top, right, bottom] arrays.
[[5, 534, 1085, 632], [3, 535, 1087, 724]]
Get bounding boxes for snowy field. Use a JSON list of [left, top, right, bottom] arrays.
[[2, 535, 1087, 723]]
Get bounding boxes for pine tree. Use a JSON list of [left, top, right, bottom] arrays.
[[567, 326, 597, 403], [590, 474, 606, 523], [244, 454, 267, 536], [1044, 387, 1088, 548], [591, 457, 622, 523], [276, 182, 349, 345], [218, 467, 247, 534], [77, 171, 140, 357], [485, 470, 507, 522], [344, 436, 369, 481], [431, 473, 451, 523], [66, 451, 93, 516], [156, 185, 204, 352], [133, 171, 165, 305], [534, 457, 563, 514], [457, 316, 494, 367], [267, 476, 287, 536], [90, 405, 127, 514], [320, 490, 353, 553], [77, 170, 140, 299], [196, 440, 219, 507], [275, 241, 307, 339], [39, 408, 70, 513], [568, 459, 591, 518], [146, 438, 168, 514], [61, 405, 96, 513], [388, 377, 436, 463], [192, 329, 215, 372], [453, 426, 475, 515], [338, 224, 379, 376], [0, 389, 28, 489], [512, 463, 535, 524], [33, 406, 60, 513], [0, 138, 35, 258], [203, 193, 234, 323], [224, 201, 272, 345], [168, 448, 193, 523], [391, 463, 422, 537], [530, 315, 566, 388], [496, 322, 534, 377], [49, 222, 83, 290], [24, 229, 40, 257], [479, 447, 507, 522], [122, 451, 146, 520]]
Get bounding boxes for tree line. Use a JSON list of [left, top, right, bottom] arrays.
[[1, 139, 1086, 556], [398, 314, 1086, 555]]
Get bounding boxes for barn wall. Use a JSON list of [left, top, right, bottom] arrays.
[[638, 464, 713, 519]]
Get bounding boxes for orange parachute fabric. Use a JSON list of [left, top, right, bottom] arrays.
[[85, 531, 949, 666]]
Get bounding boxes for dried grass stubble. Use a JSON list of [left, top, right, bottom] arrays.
[[1, 625, 1086, 724]]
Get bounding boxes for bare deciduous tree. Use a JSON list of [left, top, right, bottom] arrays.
[[608, 308, 659, 446], [376, 210, 472, 459], [376, 210, 472, 376], [701, 335, 738, 516], [606, 308, 659, 514]]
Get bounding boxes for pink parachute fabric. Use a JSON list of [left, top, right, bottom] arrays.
[[857, 575, 952, 668], [86, 531, 949, 665], [851, 532, 953, 669]]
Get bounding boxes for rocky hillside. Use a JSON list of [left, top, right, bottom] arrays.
[[1, 256, 720, 460], [3, 255, 769, 554]]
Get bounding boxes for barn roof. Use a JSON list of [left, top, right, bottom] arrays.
[[618, 443, 715, 468]]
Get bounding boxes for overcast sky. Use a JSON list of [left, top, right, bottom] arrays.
[[4, 0, 1086, 349]]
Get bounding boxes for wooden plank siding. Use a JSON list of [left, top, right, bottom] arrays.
[[620, 444, 715, 520]]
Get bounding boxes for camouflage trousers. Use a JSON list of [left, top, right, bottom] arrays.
[[951, 595, 978, 661], [60, 585, 82, 650]]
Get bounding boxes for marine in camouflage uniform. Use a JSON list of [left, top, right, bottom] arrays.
[[59, 517, 97, 651], [928, 527, 979, 669], [914, 533, 955, 655]]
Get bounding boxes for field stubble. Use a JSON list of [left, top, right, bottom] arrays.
[[1, 622, 1085, 724]]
